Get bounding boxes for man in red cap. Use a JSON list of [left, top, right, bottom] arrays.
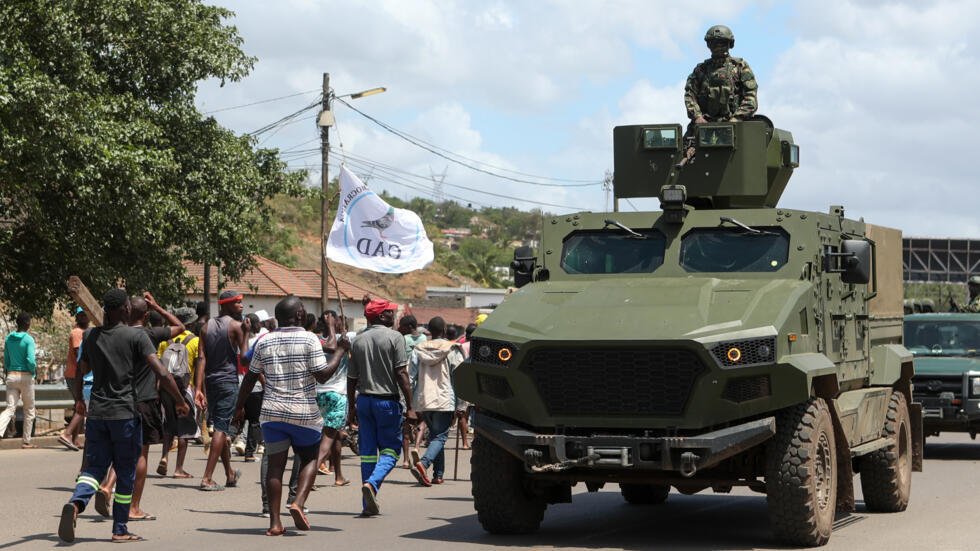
[[347, 297, 418, 516], [195, 289, 248, 491]]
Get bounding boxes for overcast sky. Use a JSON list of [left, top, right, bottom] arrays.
[[196, 0, 979, 238]]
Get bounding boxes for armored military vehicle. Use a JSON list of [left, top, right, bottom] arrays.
[[454, 118, 922, 546], [905, 312, 980, 438]]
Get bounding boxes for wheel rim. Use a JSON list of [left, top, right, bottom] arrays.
[[815, 430, 834, 511], [897, 419, 910, 478]]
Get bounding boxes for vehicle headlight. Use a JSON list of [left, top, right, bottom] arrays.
[[972, 377, 980, 397], [711, 337, 777, 368]]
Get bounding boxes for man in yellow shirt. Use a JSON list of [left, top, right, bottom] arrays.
[[156, 308, 199, 478]]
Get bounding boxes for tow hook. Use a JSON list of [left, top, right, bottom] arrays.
[[680, 452, 700, 478]]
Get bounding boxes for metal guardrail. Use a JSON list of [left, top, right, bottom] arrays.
[[0, 384, 75, 409]]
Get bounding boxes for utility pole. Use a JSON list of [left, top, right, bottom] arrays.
[[320, 72, 331, 313]]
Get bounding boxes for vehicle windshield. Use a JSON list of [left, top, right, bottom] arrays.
[[680, 227, 789, 272], [904, 319, 980, 356], [561, 229, 666, 274]]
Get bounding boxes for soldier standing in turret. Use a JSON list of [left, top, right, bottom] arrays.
[[685, 25, 758, 124]]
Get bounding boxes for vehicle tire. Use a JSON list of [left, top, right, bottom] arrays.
[[766, 397, 837, 547], [471, 436, 546, 534], [859, 391, 912, 512], [620, 483, 670, 505]]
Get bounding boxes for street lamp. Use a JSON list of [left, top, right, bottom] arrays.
[[318, 74, 386, 312]]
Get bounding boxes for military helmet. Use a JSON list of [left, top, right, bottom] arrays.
[[704, 25, 735, 48], [969, 275, 980, 285]]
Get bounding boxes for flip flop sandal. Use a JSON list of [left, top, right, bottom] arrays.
[[334, 480, 351, 487], [129, 513, 156, 521], [111, 533, 144, 543], [172, 472, 194, 479], [225, 469, 242, 488], [156, 460, 168, 476], [288, 506, 311, 531], [58, 503, 76, 543], [199, 482, 224, 492], [95, 489, 112, 518], [58, 435, 80, 451]]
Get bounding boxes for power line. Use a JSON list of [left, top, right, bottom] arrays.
[[247, 100, 320, 136], [335, 98, 602, 187], [202, 88, 320, 115], [334, 150, 587, 211]]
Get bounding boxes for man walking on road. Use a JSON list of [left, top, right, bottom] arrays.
[[58, 288, 188, 543], [410, 317, 465, 486], [1, 312, 37, 448], [347, 298, 418, 516], [128, 293, 185, 521], [235, 295, 348, 535], [59, 307, 89, 451], [195, 289, 247, 491]]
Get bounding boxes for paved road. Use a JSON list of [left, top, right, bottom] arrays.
[[2, 432, 978, 550]]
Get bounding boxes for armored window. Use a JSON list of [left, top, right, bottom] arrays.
[[680, 227, 789, 272], [643, 127, 679, 150], [561, 229, 666, 274]]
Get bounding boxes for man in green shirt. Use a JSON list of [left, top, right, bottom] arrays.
[[1, 312, 37, 448]]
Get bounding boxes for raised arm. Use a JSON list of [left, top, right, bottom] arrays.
[[144, 292, 185, 338]]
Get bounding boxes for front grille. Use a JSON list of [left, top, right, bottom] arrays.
[[524, 348, 707, 416], [721, 375, 771, 403], [912, 375, 962, 398]]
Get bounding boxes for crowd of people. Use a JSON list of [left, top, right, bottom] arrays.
[[36, 287, 483, 542]]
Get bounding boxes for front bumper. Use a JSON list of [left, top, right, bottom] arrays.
[[476, 412, 775, 475]]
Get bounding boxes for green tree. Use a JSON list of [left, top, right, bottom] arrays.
[[449, 237, 509, 287], [0, 0, 305, 313]]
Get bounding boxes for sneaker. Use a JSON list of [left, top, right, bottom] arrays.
[[256, 444, 265, 456], [233, 438, 246, 456], [361, 483, 380, 516], [260, 504, 269, 518]]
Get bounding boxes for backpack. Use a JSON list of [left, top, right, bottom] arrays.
[[161, 334, 194, 379]]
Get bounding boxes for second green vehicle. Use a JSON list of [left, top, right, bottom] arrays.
[[454, 119, 922, 547]]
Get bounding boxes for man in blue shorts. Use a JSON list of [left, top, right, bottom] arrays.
[[235, 295, 348, 535]]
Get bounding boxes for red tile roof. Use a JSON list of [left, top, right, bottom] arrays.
[[183, 256, 389, 302]]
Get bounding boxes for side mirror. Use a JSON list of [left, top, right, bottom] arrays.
[[840, 239, 871, 284], [511, 246, 536, 288]]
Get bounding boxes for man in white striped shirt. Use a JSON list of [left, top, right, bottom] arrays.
[[234, 295, 347, 536]]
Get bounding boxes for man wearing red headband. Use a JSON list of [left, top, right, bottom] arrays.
[[195, 289, 248, 491], [347, 297, 418, 516]]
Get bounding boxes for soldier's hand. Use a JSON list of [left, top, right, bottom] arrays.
[[694, 116, 707, 124]]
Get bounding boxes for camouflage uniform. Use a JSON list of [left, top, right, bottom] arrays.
[[965, 276, 980, 313], [684, 56, 758, 122]]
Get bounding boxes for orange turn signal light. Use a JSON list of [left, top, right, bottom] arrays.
[[726, 347, 742, 363], [788, 334, 798, 342], [498, 348, 513, 362]]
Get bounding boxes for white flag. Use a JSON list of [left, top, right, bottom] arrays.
[[326, 165, 434, 273]]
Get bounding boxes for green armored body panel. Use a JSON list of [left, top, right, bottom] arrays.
[[454, 119, 921, 547]]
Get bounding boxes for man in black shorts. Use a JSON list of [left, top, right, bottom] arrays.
[[127, 292, 185, 520]]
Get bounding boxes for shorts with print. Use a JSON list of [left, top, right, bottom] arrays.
[[135, 399, 164, 446], [316, 391, 348, 430]]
